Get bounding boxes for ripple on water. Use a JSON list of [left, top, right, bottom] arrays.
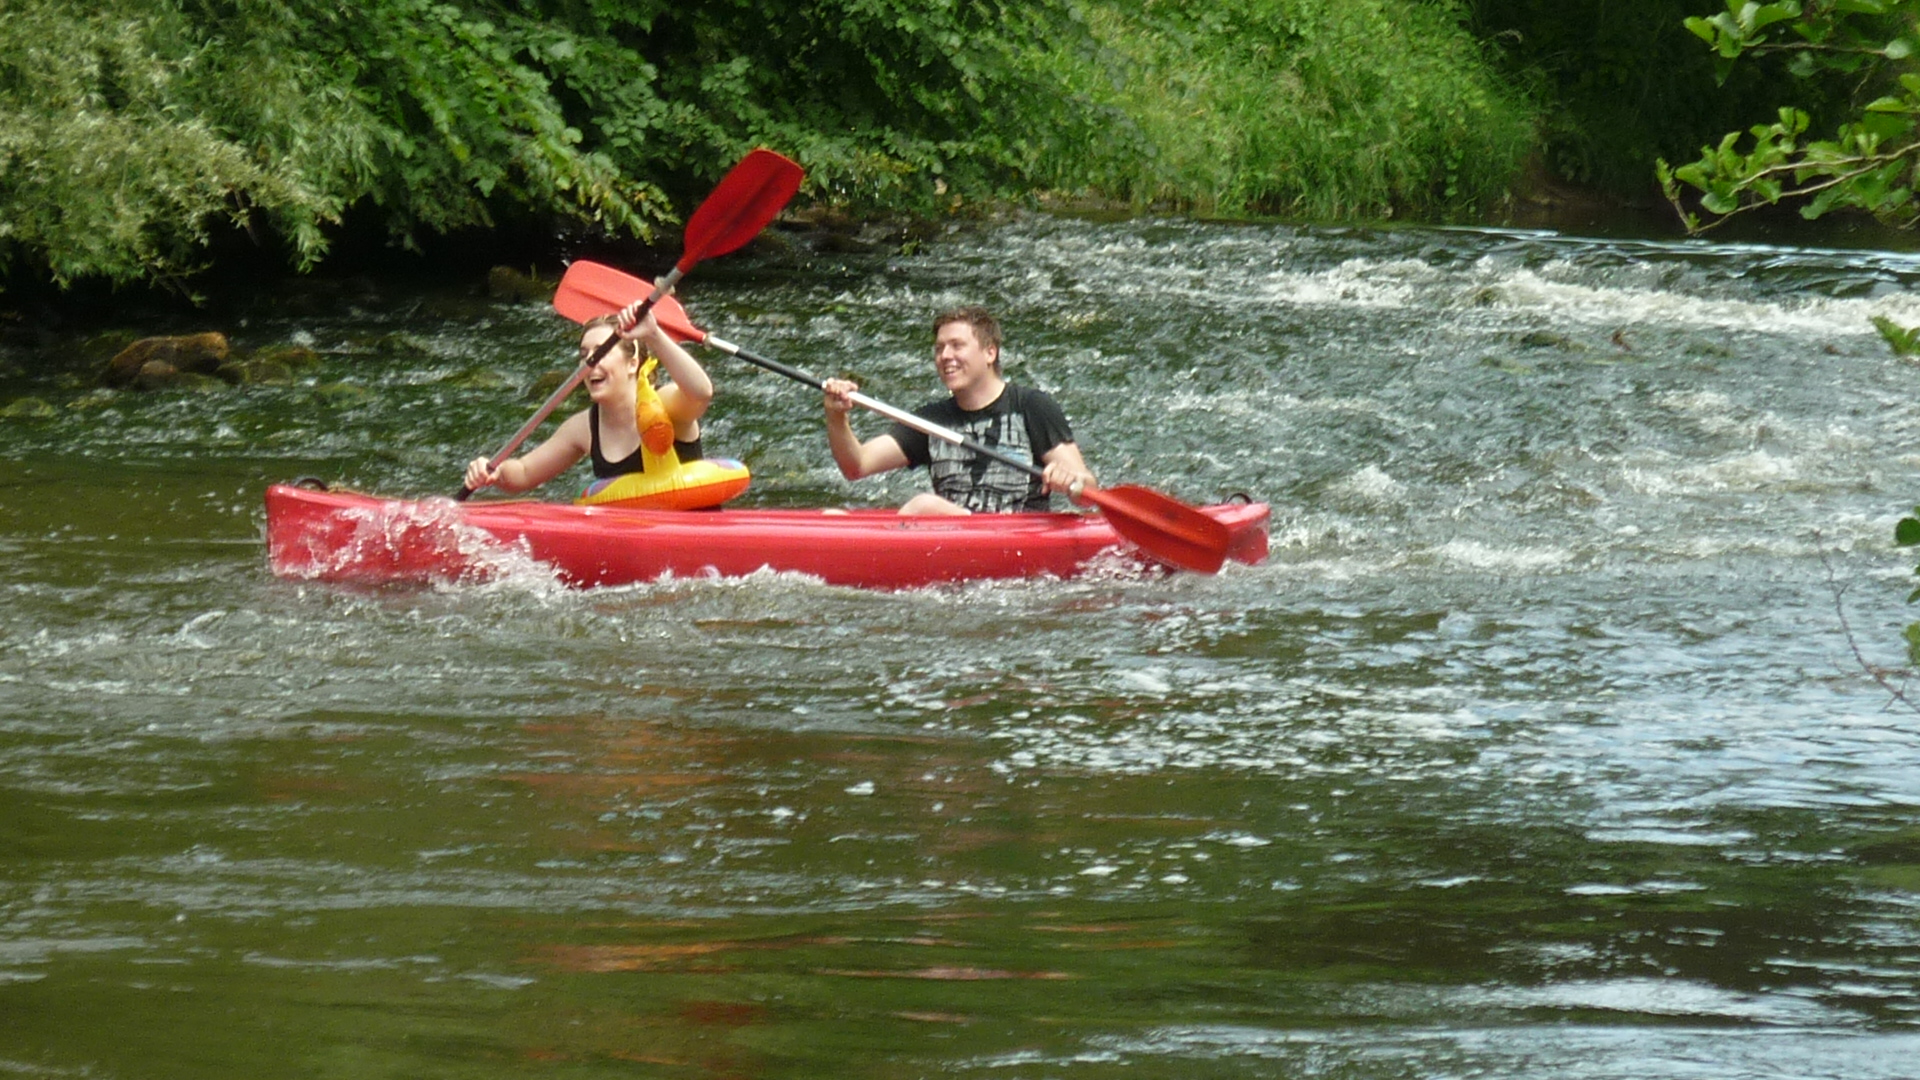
[[1024, 1025, 1920, 1079]]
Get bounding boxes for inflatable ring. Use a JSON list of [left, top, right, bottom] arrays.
[[576, 457, 751, 510]]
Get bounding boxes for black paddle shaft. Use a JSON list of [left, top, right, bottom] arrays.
[[452, 278, 680, 501]]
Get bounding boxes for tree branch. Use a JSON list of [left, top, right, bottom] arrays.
[[1820, 540, 1920, 713], [1667, 140, 1920, 233]]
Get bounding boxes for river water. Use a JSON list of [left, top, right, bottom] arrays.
[[5, 216, 1920, 1077]]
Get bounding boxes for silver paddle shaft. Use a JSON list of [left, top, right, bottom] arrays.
[[703, 332, 1043, 480]]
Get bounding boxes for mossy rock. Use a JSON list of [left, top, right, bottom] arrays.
[[784, 205, 859, 231], [1685, 338, 1738, 359], [313, 380, 375, 406], [811, 231, 885, 255], [487, 265, 552, 303], [252, 343, 323, 370], [106, 332, 230, 386], [1479, 356, 1533, 374], [68, 389, 119, 411], [132, 361, 226, 393], [216, 359, 296, 385], [523, 368, 583, 402], [81, 329, 144, 364], [1517, 329, 1585, 351], [440, 366, 513, 390], [371, 332, 435, 358], [417, 294, 494, 321], [1, 396, 57, 419], [747, 229, 801, 257], [130, 360, 178, 391]]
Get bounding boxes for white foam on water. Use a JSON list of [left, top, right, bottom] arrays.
[[1465, 976, 1837, 1024], [1326, 464, 1408, 509], [1431, 539, 1573, 573], [1650, 389, 1780, 441], [1621, 448, 1815, 497], [11, 628, 128, 659], [1266, 257, 1429, 310], [1691, 449, 1806, 489], [300, 498, 563, 594], [1257, 252, 1920, 339]]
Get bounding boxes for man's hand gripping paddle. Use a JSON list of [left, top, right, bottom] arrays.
[[455, 149, 804, 500], [554, 261, 1232, 574]]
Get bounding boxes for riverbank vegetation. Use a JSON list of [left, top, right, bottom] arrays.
[[1655, 1, 1920, 233], [0, 0, 1909, 297], [1044, 1, 1536, 220]]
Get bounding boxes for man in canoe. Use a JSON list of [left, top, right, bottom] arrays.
[[821, 306, 1096, 515], [464, 312, 714, 495]]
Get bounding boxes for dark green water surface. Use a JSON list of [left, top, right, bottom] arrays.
[[4, 218, 1920, 1077]]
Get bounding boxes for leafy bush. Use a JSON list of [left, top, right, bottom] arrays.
[[1657, 0, 1920, 232], [517, 0, 1101, 213], [1, 0, 1549, 291], [0, 0, 647, 287], [1047, 0, 1538, 219], [0, 0, 1094, 289]]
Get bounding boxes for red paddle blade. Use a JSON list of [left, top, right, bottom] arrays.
[[553, 261, 705, 342], [677, 148, 804, 271], [1082, 484, 1230, 574]]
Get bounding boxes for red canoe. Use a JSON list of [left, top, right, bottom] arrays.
[[264, 482, 1269, 590]]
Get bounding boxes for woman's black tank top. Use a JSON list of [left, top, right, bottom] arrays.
[[588, 404, 702, 479]]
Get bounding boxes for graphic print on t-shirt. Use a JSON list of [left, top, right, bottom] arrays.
[[928, 409, 1035, 513]]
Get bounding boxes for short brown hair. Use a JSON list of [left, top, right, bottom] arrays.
[[932, 306, 1002, 372], [933, 305, 1006, 351]]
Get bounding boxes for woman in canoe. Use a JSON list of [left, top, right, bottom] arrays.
[[463, 312, 714, 496], [821, 305, 1095, 515]]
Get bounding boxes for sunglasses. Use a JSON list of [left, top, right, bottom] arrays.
[[579, 336, 629, 365]]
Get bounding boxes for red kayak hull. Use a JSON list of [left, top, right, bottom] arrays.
[[264, 483, 1269, 590]]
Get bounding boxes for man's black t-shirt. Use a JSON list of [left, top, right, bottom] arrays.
[[887, 384, 1076, 513]]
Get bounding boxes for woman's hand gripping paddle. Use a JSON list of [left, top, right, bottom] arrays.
[[554, 261, 1231, 573], [455, 149, 804, 500]]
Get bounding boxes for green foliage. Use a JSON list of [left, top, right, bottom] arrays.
[[1658, 0, 1920, 232], [0, 0, 1542, 290], [0, 0, 649, 287], [1685, 0, 1805, 60], [1897, 506, 1920, 661], [1466, 0, 1859, 198], [0, 0, 1095, 289], [1045, 0, 1537, 220], [0, 1, 286, 287], [527, 0, 1100, 213], [1872, 313, 1920, 354]]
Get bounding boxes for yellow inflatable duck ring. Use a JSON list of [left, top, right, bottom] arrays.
[[575, 357, 751, 511]]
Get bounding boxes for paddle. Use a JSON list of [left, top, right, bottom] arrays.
[[554, 261, 1231, 573], [456, 149, 804, 500]]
